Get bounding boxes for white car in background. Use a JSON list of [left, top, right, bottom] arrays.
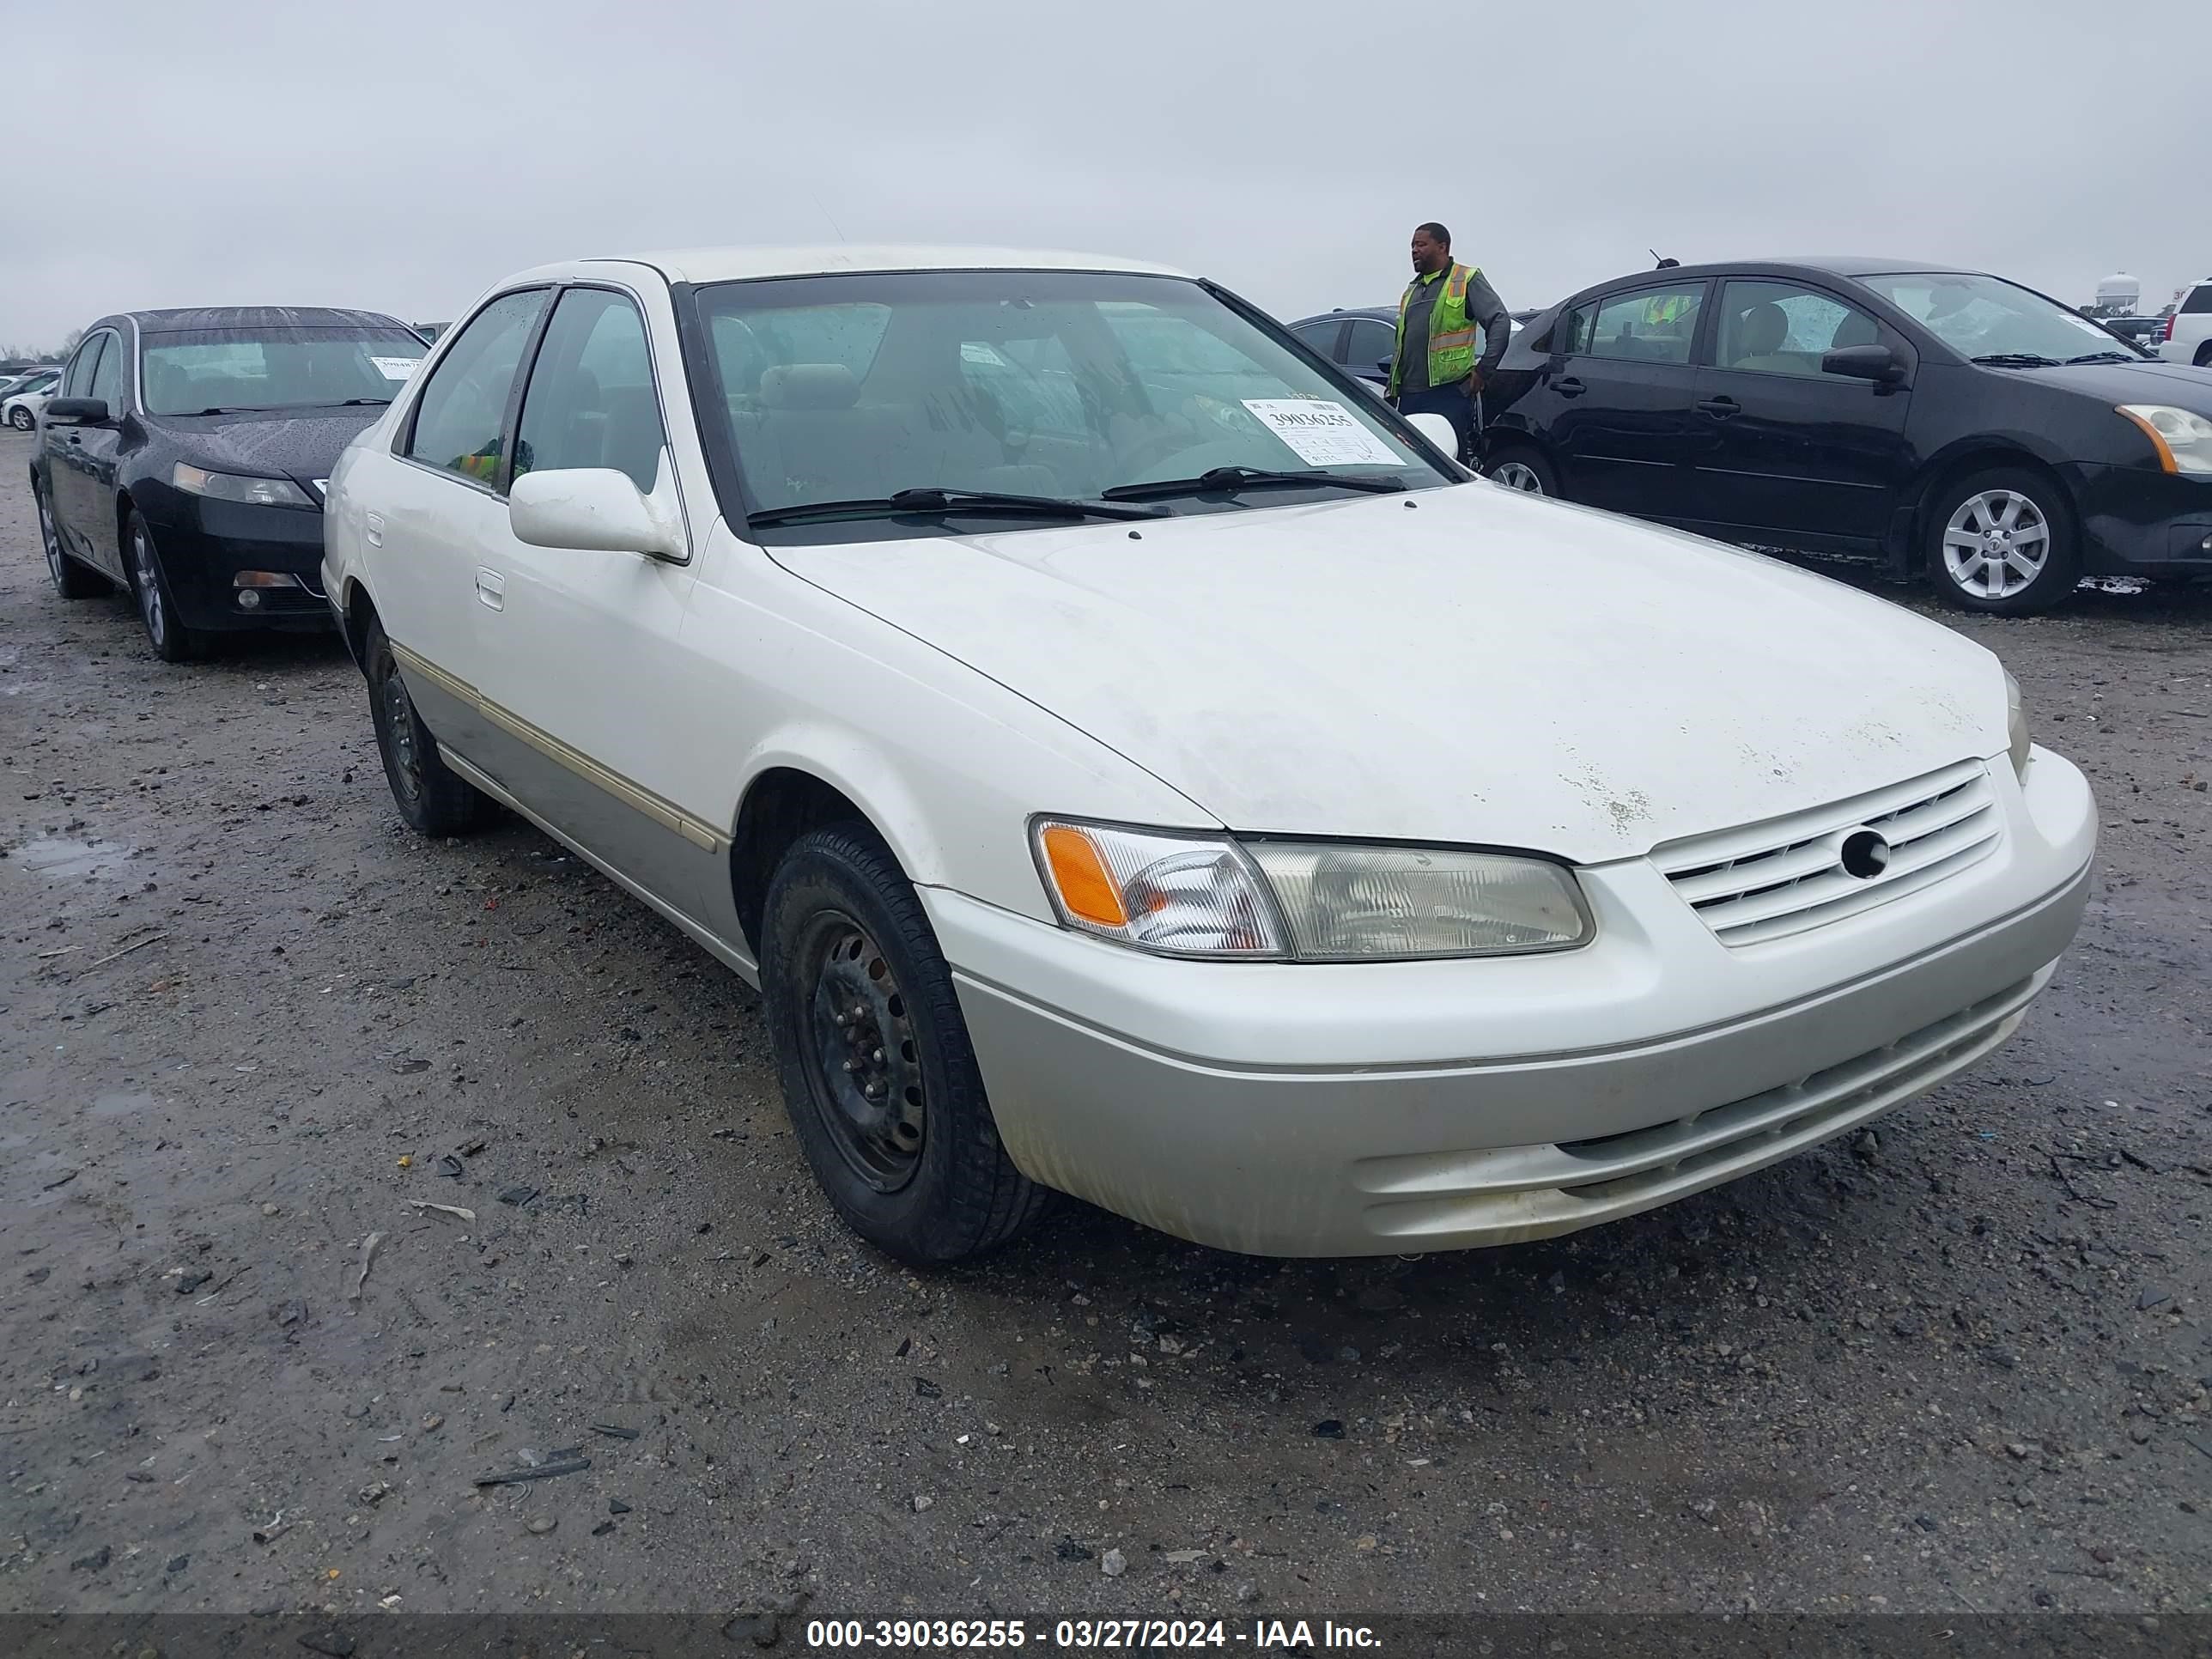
[[3, 368, 62, 430], [321, 246, 2096, 1265], [2159, 278, 2212, 366]]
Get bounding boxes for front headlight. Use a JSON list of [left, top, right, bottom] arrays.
[[2116, 404, 2212, 476], [172, 462, 314, 507], [2005, 669, 2031, 781], [1032, 819, 1589, 961]]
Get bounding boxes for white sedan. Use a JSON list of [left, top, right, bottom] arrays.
[[321, 246, 2096, 1263]]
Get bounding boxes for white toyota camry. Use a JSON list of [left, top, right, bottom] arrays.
[[320, 246, 2096, 1263]]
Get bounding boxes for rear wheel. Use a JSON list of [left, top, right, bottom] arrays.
[[1927, 467, 2078, 616], [37, 478, 107, 599], [1481, 444, 1557, 497], [125, 510, 212, 661], [363, 616, 495, 836], [760, 823, 1046, 1265], [2196, 343, 2212, 368]]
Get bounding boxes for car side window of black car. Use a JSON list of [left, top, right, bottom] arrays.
[[1714, 281, 1881, 377], [87, 331, 124, 414], [1574, 284, 1705, 366], [404, 289, 550, 492], [1291, 320, 1346, 361], [62, 334, 105, 399], [513, 288, 668, 495], [1346, 319, 1396, 373]]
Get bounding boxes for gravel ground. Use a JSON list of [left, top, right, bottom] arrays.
[[3, 428, 2209, 1626]]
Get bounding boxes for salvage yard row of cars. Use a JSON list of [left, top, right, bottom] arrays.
[[13, 246, 2125, 1264]]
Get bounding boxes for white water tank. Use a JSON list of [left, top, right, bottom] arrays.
[[2094, 272, 2141, 313]]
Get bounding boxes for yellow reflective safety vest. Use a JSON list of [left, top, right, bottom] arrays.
[[1392, 264, 1483, 397]]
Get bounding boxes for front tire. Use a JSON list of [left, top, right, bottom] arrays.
[[37, 478, 108, 599], [1482, 444, 1557, 497], [363, 617, 495, 836], [1927, 467, 2078, 615], [760, 823, 1046, 1265], [125, 510, 213, 661], [8, 405, 33, 432]]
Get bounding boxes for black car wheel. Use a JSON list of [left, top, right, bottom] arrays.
[[8, 406, 33, 432], [37, 479, 107, 599], [1928, 467, 2079, 616], [125, 510, 212, 661], [363, 617, 494, 836], [760, 823, 1046, 1265], [2196, 343, 2212, 368], [1482, 445, 1557, 496]]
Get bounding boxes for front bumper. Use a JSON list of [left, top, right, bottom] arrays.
[[929, 750, 2095, 1256], [141, 490, 335, 632], [2065, 462, 2212, 574]]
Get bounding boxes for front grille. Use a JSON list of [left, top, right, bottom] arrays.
[[1652, 758, 2000, 946]]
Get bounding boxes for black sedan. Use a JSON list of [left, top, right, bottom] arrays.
[[1477, 259, 2212, 613], [30, 307, 428, 659]]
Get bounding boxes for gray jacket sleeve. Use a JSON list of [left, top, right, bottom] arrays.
[[1467, 269, 1510, 378]]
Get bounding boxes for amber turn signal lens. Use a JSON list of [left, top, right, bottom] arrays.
[[1039, 824, 1127, 927]]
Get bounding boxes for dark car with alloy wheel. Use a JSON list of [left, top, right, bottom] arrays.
[[29, 307, 428, 660], [1475, 259, 2212, 613]]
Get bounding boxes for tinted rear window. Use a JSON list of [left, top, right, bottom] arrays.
[[2184, 286, 2212, 315]]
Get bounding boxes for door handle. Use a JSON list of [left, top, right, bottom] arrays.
[[1554, 376, 1586, 398], [474, 568, 505, 611], [1696, 396, 1741, 418]]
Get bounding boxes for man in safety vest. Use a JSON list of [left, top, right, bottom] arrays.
[[1388, 222, 1511, 462]]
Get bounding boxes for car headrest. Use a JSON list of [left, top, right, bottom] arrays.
[[761, 363, 860, 410], [1741, 302, 1789, 357], [1830, 311, 1879, 349]]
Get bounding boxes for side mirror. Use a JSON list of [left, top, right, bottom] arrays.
[[1405, 411, 1460, 454], [44, 397, 109, 424], [1820, 344, 1905, 386], [508, 465, 684, 559]]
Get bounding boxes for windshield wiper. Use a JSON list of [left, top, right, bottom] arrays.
[[1101, 465, 1407, 502], [2065, 350, 2140, 365], [337, 397, 392, 406], [185, 405, 276, 416], [1970, 353, 2062, 368], [747, 485, 1164, 528]]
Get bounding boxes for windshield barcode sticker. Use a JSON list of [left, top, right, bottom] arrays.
[[371, 356, 420, 380], [1241, 399, 1400, 468]]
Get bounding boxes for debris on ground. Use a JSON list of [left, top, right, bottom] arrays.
[[345, 1231, 384, 1304]]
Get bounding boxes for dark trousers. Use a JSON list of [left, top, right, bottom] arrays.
[[1394, 380, 1479, 464]]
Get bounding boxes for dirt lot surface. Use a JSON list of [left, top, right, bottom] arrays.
[[3, 428, 2209, 1628]]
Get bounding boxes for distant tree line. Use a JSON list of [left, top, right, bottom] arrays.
[[1, 328, 82, 366]]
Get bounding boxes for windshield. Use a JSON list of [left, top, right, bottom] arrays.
[[1856, 271, 2142, 362], [691, 270, 1448, 534], [141, 325, 427, 415]]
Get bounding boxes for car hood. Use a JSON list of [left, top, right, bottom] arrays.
[[152, 407, 388, 490], [771, 486, 2010, 863], [1999, 356, 2212, 407]]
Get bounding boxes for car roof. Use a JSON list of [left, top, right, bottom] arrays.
[[502, 245, 1193, 287], [1287, 307, 1399, 326], [97, 306, 416, 335], [1590, 257, 1973, 289]]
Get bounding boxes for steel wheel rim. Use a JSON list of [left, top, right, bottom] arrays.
[[799, 913, 925, 1193], [1492, 460, 1544, 494], [131, 524, 167, 643], [1942, 489, 2051, 600], [380, 670, 424, 804], [37, 488, 64, 586]]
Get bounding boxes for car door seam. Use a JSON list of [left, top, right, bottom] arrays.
[[388, 640, 727, 854]]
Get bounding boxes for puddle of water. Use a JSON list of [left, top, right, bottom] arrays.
[[90, 1090, 157, 1119], [13, 834, 134, 879]]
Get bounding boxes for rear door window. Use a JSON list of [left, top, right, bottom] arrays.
[[405, 289, 550, 490], [2183, 285, 2212, 315], [1571, 283, 1706, 365], [1345, 318, 1397, 374]]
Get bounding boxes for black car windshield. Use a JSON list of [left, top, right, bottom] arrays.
[[141, 326, 427, 416], [1856, 271, 2137, 364], [691, 270, 1446, 535]]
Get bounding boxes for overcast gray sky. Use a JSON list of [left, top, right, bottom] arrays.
[[3, 0, 2208, 350]]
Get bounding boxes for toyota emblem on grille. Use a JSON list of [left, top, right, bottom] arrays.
[[1839, 828, 1892, 880]]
